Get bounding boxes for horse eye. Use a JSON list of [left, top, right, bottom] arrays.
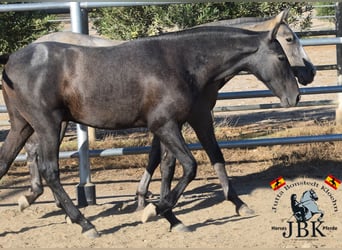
[[286, 37, 293, 43], [278, 55, 286, 61]]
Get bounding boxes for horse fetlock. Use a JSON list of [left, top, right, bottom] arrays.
[[18, 195, 30, 212], [141, 203, 157, 223]]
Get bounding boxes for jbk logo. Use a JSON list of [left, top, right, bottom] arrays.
[[271, 178, 339, 241]]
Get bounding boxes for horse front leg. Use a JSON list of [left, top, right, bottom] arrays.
[[136, 135, 161, 211], [142, 121, 196, 232], [188, 109, 254, 216]]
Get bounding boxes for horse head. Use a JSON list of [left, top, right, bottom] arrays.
[[309, 189, 318, 201], [274, 9, 316, 85], [247, 18, 300, 108], [217, 9, 316, 85]]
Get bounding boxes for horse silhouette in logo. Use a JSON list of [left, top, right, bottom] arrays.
[[291, 189, 324, 222]]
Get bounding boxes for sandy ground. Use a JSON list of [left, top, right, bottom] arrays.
[[0, 20, 342, 248]]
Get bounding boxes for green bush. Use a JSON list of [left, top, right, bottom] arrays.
[[315, 2, 335, 18], [0, 10, 59, 54], [91, 2, 313, 40]]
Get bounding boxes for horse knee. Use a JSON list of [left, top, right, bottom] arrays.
[[183, 161, 197, 182]]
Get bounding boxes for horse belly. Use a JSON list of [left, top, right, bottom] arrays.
[[67, 97, 146, 130]]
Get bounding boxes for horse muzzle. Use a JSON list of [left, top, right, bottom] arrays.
[[292, 60, 316, 86], [281, 94, 301, 108]]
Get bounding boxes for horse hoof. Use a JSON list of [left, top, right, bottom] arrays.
[[135, 197, 146, 212], [171, 223, 191, 232], [237, 204, 255, 217], [82, 228, 100, 239], [141, 203, 157, 223], [135, 203, 145, 212], [18, 196, 30, 212]]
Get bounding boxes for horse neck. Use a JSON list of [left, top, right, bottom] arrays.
[[301, 192, 311, 202], [154, 30, 259, 87]]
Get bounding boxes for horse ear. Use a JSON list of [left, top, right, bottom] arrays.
[[268, 10, 284, 42], [280, 8, 290, 23]]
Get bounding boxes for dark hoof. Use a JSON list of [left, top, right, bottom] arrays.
[[170, 223, 191, 232], [141, 203, 157, 223], [237, 204, 255, 216], [82, 228, 100, 239]]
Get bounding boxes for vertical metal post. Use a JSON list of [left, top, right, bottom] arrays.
[[70, 2, 96, 207], [336, 2, 342, 124]]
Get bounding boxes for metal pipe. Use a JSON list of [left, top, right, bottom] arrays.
[[0, 1, 207, 12], [0, 2, 70, 12], [14, 133, 342, 162], [70, 2, 91, 186], [301, 37, 342, 46], [213, 100, 337, 113], [70, 2, 96, 206], [217, 86, 342, 100]]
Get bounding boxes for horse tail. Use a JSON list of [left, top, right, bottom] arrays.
[[0, 53, 10, 65]]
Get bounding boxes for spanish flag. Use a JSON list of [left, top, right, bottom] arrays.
[[270, 176, 286, 191], [325, 174, 341, 190]]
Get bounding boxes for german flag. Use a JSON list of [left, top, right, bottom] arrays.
[[325, 174, 341, 190], [270, 176, 286, 191]]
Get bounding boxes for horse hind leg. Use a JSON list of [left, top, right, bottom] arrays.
[[142, 121, 196, 232], [136, 135, 161, 211], [33, 119, 98, 238], [18, 122, 68, 211], [18, 136, 43, 211]]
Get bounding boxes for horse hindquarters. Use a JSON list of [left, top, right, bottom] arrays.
[[136, 135, 161, 210], [0, 82, 34, 179]]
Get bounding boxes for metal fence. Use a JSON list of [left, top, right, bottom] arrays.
[[1, 2, 342, 206]]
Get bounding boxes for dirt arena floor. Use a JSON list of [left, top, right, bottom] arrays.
[[0, 21, 342, 248]]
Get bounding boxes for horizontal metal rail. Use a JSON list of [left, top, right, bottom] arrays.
[[0, 1, 223, 12], [13, 133, 342, 162], [213, 100, 336, 112], [217, 85, 342, 100]]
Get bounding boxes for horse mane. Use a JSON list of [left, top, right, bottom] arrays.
[[217, 16, 272, 26], [151, 25, 262, 41]]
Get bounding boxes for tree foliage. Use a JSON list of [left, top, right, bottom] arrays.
[[0, 10, 59, 54], [91, 2, 313, 40]]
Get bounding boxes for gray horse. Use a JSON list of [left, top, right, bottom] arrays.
[[12, 10, 313, 217], [1, 22, 299, 237]]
